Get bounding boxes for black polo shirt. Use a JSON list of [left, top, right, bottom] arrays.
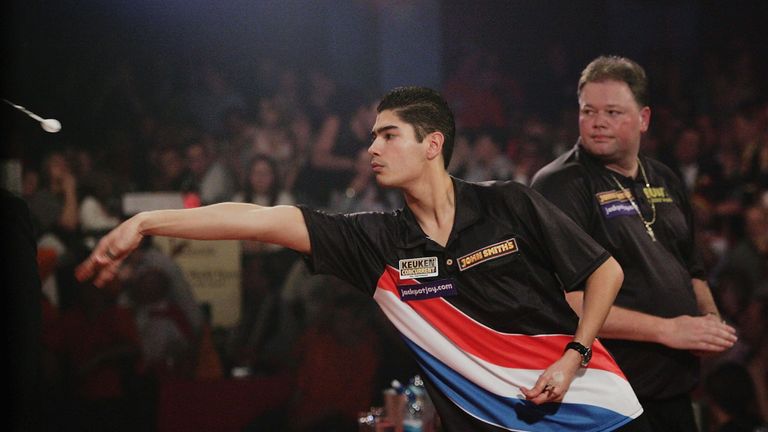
[[299, 177, 643, 431], [531, 142, 703, 400]]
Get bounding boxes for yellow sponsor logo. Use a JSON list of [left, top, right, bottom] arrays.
[[596, 190, 629, 204], [643, 186, 673, 203], [458, 238, 518, 271]]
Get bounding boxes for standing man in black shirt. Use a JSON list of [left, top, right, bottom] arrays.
[[77, 86, 646, 431], [531, 56, 738, 432]]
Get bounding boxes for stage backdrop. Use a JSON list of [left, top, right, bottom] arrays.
[[154, 237, 241, 327]]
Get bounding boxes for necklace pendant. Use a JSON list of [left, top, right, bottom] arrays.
[[645, 223, 657, 242]]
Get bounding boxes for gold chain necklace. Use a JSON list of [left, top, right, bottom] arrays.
[[609, 159, 657, 242]]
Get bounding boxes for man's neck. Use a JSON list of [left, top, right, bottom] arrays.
[[604, 157, 639, 179], [403, 171, 455, 247]]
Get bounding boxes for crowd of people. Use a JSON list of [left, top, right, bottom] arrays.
[[8, 32, 767, 432]]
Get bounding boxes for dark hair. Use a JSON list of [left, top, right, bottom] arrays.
[[578, 56, 649, 107], [377, 86, 456, 168], [243, 154, 281, 206]]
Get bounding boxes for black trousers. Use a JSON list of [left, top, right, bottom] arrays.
[[639, 394, 699, 432]]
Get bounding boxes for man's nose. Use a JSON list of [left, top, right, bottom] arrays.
[[592, 112, 609, 128], [368, 138, 380, 155]]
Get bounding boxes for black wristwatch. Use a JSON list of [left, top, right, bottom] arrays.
[[565, 341, 592, 367]]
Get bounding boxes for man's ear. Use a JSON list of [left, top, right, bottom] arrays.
[[425, 131, 445, 162], [639, 106, 651, 132]]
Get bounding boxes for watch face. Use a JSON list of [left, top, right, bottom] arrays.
[[566, 342, 591, 367]]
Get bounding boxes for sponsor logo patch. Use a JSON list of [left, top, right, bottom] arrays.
[[457, 238, 518, 271], [398, 256, 439, 279], [398, 278, 458, 301], [596, 190, 636, 219], [643, 186, 673, 204]]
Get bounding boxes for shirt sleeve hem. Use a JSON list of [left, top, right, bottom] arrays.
[[563, 251, 612, 292]]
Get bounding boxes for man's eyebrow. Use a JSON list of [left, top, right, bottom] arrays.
[[581, 103, 623, 109], [371, 125, 399, 138]]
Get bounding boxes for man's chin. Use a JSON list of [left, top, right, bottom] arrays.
[[582, 143, 618, 158], [374, 177, 396, 189]]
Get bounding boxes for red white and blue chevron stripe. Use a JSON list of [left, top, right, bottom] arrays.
[[374, 266, 642, 432]]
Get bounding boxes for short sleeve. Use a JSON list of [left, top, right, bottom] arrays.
[[512, 185, 610, 292], [298, 206, 389, 295], [661, 166, 707, 280]]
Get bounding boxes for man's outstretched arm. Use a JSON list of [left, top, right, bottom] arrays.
[[76, 203, 309, 287]]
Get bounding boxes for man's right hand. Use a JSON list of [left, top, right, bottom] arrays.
[[75, 214, 145, 287], [660, 314, 738, 353]]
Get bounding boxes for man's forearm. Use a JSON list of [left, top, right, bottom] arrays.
[[565, 290, 737, 351], [135, 203, 310, 253], [573, 257, 623, 346], [692, 278, 720, 316]]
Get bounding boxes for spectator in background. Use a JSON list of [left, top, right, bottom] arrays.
[[704, 362, 766, 432], [446, 131, 471, 179], [285, 291, 381, 431], [125, 267, 197, 378], [51, 280, 140, 432], [79, 170, 121, 233], [738, 283, 768, 422], [304, 68, 341, 128], [293, 97, 378, 207], [150, 146, 188, 192], [233, 155, 294, 210], [248, 96, 295, 173], [24, 152, 84, 310], [283, 110, 315, 192], [506, 116, 555, 185], [183, 136, 236, 205], [732, 101, 768, 203], [25, 151, 80, 238], [231, 154, 297, 280], [328, 148, 401, 213], [443, 50, 519, 130], [271, 67, 301, 118], [230, 155, 298, 371], [117, 238, 203, 342], [462, 130, 514, 182], [715, 204, 768, 296], [222, 106, 260, 186], [185, 63, 247, 136], [668, 127, 704, 193]]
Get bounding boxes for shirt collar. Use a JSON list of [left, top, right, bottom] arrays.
[[574, 139, 647, 184]]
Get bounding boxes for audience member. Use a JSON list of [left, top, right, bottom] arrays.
[[229, 155, 299, 371], [293, 97, 378, 207], [328, 148, 401, 213], [183, 136, 237, 205], [51, 280, 141, 431], [704, 362, 766, 432], [25, 151, 80, 238], [462, 130, 514, 182], [150, 146, 188, 192]]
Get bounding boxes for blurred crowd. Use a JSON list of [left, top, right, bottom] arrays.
[[9, 34, 767, 431]]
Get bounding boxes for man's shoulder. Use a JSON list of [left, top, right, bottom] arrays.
[[531, 148, 591, 194], [643, 156, 679, 179], [301, 205, 402, 230], [531, 149, 592, 196], [463, 178, 531, 200]]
